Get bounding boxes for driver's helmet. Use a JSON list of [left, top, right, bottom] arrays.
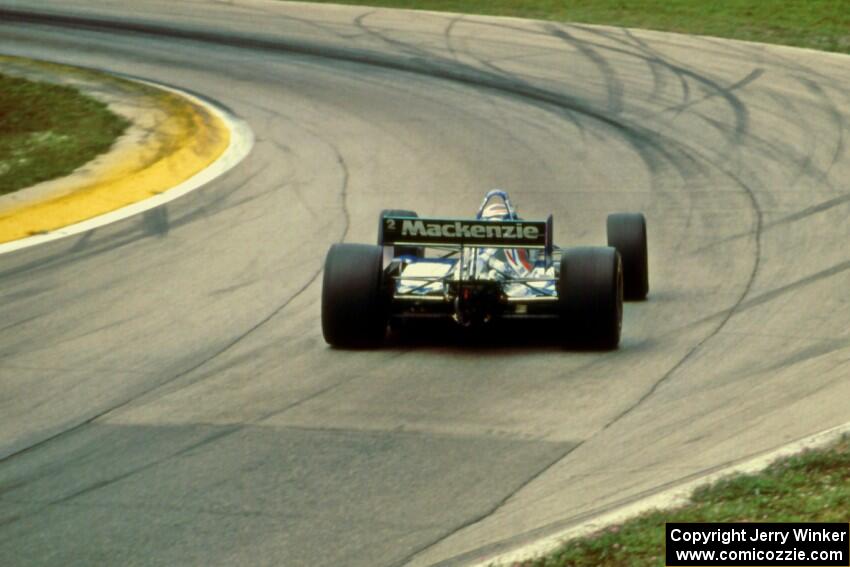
[[481, 202, 511, 220], [479, 196, 533, 274]]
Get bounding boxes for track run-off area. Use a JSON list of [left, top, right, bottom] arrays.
[[1, 2, 849, 566]]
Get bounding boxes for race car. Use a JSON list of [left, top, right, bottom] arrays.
[[321, 190, 648, 348]]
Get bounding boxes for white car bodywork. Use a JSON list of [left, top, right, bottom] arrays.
[[396, 248, 556, 298]]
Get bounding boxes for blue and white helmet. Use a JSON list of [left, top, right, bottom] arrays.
[[476, 189, 518, 220], [481, 202, 510, 220], [475, 190, 534, 273]]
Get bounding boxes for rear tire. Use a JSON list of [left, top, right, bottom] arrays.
[[607, 213, 649, 300], [558, 247, 623, 349], [378, 209, 424, 258], [322, 243, 388, 348]]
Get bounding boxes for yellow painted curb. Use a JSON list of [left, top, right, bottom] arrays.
[[0, 59, 230, 244]]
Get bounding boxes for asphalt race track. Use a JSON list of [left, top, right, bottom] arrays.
[[1, 2, 849, 565]]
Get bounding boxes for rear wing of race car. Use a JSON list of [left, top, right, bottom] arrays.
[[381, 214, 555, 261]]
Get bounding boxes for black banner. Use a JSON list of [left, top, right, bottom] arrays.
[[666, 523, 849, 566], [381, 216, 548, 248]]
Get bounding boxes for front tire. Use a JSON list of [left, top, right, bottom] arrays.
[[607, 213, 649, 300], [322, 243, 388, 348], [558, 247, 623, 349]]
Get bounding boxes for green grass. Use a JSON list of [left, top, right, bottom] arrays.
[[296, 0, 850, 54], [0, 73, 128, 196], [520, 436, 850, 566]]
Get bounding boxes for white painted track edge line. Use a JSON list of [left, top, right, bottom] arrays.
[[0, 79, 255, 256], [471, 421, 850, 566]]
